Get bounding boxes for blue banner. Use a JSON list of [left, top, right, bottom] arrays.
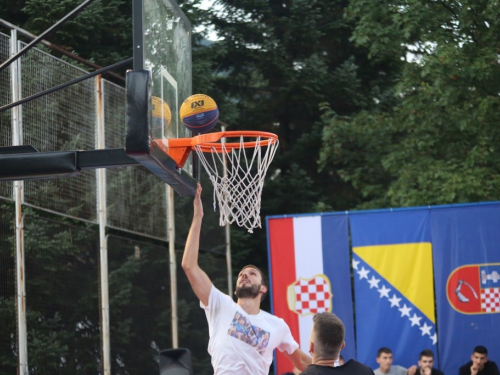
[[322, 215, 356, 361], [349, 210, 438, 369], [431, 204, 500, 375]]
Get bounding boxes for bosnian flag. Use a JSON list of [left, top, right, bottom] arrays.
[[349, 209, 437, 369], [267, 214, 355, 375]]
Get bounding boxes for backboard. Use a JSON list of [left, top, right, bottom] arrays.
[[126, 0, 197, 196]]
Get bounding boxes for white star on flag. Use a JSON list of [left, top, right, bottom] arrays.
[[367, 276, 380, 289], [378, 285, 391, 298], [388, 294, 402, 307], [419, 322, 432, 336], [398, 304, 412, 317], [430, 333, 437, 345], [357, 267, 370, 280], [352, 259, 360, 270], [409, 313, 422, 327]]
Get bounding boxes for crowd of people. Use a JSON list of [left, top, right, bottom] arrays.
[[182, 184, 499, 375], [371, 346, 499, 375], [286, 343, 499, 375]]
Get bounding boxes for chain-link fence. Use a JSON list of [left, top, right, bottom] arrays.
[[103, 79, 169, 238], [0, 33, 13, 200], [20, 42, 98, 221], [0, 36, 170, 234], [0, 205, 226, 375], [23, 215, 101, 374], [0, 29, 226, 374]]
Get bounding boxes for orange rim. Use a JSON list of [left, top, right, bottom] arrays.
[[191, 130, 278, 152]]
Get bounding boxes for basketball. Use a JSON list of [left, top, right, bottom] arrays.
[[180, 94, 219, 133], [151, 96, 171, 137]]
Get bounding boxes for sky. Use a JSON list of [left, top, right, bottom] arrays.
[[197, 0, 221, 41]]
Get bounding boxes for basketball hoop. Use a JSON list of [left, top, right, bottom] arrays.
[[162, 131, 279, 233]]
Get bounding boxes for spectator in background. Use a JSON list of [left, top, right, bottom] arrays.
[[413, 349, 443, 375], [459, 346, 499, 375], [374, 348, 410, 375], [299, 312, 374, 375]]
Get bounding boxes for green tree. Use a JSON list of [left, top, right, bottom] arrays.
[[205, 0, 401, 281], [320, 0, 500, 208], [0, 0, 214, 73], [0, 0, 132, 67], [19, 212, 101, 374], [0, 1, 223, 373]]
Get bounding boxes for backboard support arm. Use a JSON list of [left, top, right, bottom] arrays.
[[0, 147, 139, 181]]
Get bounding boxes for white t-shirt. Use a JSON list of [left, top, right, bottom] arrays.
[[201, 285, 299, 375], [374, 365, 408, 375]]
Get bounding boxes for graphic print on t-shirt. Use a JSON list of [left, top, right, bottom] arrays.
[[227, 311, 270, 355]]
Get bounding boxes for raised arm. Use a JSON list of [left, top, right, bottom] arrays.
[[181, 184, 213, 306], [284, 348, 312, 372]]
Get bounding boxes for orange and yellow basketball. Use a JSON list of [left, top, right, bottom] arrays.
[[151, 96, 172, 136], [180, 94, 219, 134]]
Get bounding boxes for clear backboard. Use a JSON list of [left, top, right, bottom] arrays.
[[126, 0, 197, 196]]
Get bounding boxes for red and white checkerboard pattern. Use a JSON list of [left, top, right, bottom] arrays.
[[481, 288, 500, 312], [293, 276, 331, 316]]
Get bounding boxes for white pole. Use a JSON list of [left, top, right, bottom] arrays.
[[225, 215, 232, 296], [168, 186, 178, 347], [11, 28, 28, 375], [220, 124, 233, 295], [95, 75, 111, 374]]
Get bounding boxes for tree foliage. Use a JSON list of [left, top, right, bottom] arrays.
[[205, 0, 401, 279], [4, 0, 500, 372], [0, 0, 132, 66], [0, 201, 223, 375], [320, 0, 500, 208]]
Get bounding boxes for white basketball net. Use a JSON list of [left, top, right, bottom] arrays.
[[194, 135, 279, 233]]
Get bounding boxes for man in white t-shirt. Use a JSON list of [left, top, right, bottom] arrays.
[[182, 184, 311, 375], [374, 348, 411, 375]]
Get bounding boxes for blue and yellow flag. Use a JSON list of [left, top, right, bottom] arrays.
[[349, 210, 438, 369]]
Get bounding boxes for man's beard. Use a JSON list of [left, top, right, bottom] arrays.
[[235, 283, 261, 299]]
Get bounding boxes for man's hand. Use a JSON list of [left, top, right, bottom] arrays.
[[181, 182, 212, 306], [193, 183, 203, 219], [471, 365, 479, 375]]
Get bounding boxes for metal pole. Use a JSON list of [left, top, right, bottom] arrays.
[[225, 215, 232, 296], [95, 75, 111, 374], [12, 28, 28, 375], [167, 186, 178, 347], [220, 123, 233, 295]]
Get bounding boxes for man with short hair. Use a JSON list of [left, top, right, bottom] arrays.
[[415, 349, 444, 375], [374, 348, 408, 375], [459, 346, 499, 375], [182, 184, 311, 375], [299, 312, 374, 375]]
